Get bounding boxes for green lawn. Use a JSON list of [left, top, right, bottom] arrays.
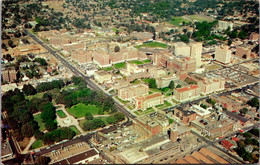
[[130, 79, 141, 84], [61, 84, 77, 91], [115, 96, 130, 104], [134, 108, 155, 116], [103, 67, 114, 71], [155, 101, 172, 109], [169, 16, 190, 26], [135, 42, 168, 49], [127, 105, 134, 110], [150, 88, 162, 93], [69, 126, 80, 135], [143, 59, 151, 63], [26, 92, 45, 100], [33, 113, 46, 131], [188, 14, 215, 22], [57, 110, 67, 118], [30, 140, 43, 150], [169, 118, 174, 125], [67, 103, 102, 118], [113, 62, 126, 69], [129, 60, 144, 65]]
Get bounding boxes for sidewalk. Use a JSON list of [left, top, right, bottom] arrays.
[[22, 136, 36, 154]]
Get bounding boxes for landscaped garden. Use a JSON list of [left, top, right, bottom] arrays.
[[113, 62, 126, 69], [69, 126, 80, 135], [33, 113, 46, 131], [134, 107, 156, 116], [56, 110, 67, 118]]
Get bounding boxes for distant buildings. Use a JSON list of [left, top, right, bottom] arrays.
[[135, 93, 164, 110], [235, 46, 252, 60], [1, 67, 17, 83], [118, 84, 149, 101], [249, 32, 259, 41], [215, 45, 231, 64], [218, 20, 233, 31]]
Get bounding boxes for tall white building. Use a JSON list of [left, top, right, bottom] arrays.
[[190, 42, 202, 68], [218, 20, 233, 31], [173, 42, 191, 56], [215, 45, 231, 64]]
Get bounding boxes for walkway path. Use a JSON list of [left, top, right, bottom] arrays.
[[55, 104, 85, 134], [22, 136, 36, 154]]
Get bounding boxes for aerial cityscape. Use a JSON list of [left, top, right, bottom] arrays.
[[1, 0, 259, 164]]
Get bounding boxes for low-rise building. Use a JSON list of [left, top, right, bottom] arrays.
[[94, 70, 112, 83], [174, 85, 200, 101], [173, 107, 197, 124], [218, 20, 233, 31], [118, 84, 149, 101], [135, 93, 164, 110], [1, 67, 17, 83]]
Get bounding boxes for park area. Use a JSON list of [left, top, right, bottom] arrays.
[[170, 14, 215, 26], [56, 110, 67, 118], [134, 107, 156, 116], [33, 113, 46, 131], [134, 42, 168, 49], [67, 103, 102, 118], [129, 59, 151, 65]]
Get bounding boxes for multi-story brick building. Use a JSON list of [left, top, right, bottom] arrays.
[[173, 107, 197, 124], [197, 78, 225, 95], [135, 93, 164, 110], [174, 85, 200, 101], [215, 45, 231, 64], [133, 115, 162, 138], [71, 49, 93, 64], [235, 46, 251, 60], [249, 32, 259, 41], [118, 84, 149, 101]]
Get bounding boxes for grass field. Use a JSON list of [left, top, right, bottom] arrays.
[[103, 67, 114, 71], [33, 113, 46, 131], [57, 110, 67, 118], [130, 79, 141, 84], [129, 60, 144, 65], [113, 62, 126, 69], [30, 140, 43, 150], [26, 92, 45, 100], [155, 101, 172, 109], [135, 42, 168, 49], [69, 126, 80, 135], [188, 14, 215, 22], [134, 108, 156, 116], [61, 84, 77, 91], [143, 59, 151, 63], [67, 103, 102, 118], [169, 16, 190, 26], [115, 96, 130, 104]]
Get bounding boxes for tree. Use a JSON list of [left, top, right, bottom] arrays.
[[8, 40, 14, 47], [200, 104, 207, 109], [36, 156, 51, 165], [85, 112, 93, 120], [21, 123, 34, 138], [22, 84, 36, 96], [148, 78, 157, 88], [228, 39, 232, 46], [41, 103, 56, 122], [240, 108, 248, 114], [176, 84, 182, 89], [45, 119, 57, 132], [106, 116, 117, 124], [83, 120, 95, 131], [115, 29, 119, 35], [114, 45, 120, 52], [113, 112, 125, 122], [169, 81, 175, 89], [247, 97, 259, 108], [243, 132, 252, 139]]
